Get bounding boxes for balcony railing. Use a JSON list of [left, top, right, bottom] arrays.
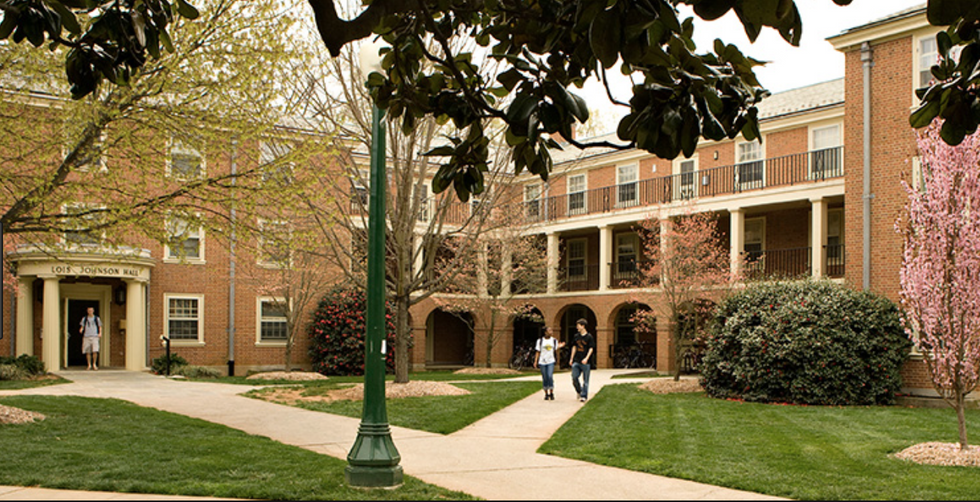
[[743, 247, 812, 281], [826, 243, 845, 278], [558, 263, 599, 292], [609, 259, 655, 289], [529, 147, 843, 224]]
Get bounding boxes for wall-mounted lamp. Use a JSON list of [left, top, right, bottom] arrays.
[[713, 150, 719, 160], [114, 285, 127, 305]]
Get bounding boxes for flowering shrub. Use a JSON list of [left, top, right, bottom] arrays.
[[700, 280, 910, 405], [308, 287, 399, 376]]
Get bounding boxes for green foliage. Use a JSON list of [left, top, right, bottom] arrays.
[[700, 281, 911, 405], [0, 364, 26, 381], [173, 365, 221, 379], [0, 354, 46, 376], [151, 353, 188, 375], [307, 287, 401, 376]]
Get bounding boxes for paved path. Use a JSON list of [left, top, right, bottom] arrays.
[[0, 369, 783, 500]]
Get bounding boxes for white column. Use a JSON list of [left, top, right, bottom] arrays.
[[476, 241, 488, 296], [501, 247, 513, 294], [811, 197, 828, 278], [730, 208, 744, 278], [15, 277, 34, 356], [40, 276, 61, 371], [659, 218, 671, 286], [125, 279, 147, 371], [547, 231, 559, 294], [598, 225, 612, 291]]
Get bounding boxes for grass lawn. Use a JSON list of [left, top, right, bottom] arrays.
[[251, 381, 541, 434], [0, 376, 70, 390], [540, 384, 980, 500], [0, 396, 472, 500], [193, 370, 536, 386], [610, 370, 666, 379]]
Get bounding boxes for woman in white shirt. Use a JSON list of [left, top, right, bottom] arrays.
[[533, 326, 564, 401]]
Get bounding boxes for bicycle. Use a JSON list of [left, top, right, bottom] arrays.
[[614, 342, 655, 369], [508, 344, 537, 371]]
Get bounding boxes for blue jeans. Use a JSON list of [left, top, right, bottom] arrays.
[[539, 363, 555, 390], [571, 362, 591, 399]]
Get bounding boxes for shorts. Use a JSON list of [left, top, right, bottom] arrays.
[[82, 337, 100, 354]]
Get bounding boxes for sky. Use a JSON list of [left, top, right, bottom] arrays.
[[580, 0, 928, 134]]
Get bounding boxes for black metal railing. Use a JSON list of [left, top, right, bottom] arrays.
[[528, 147, 843, 224], [826, 243, 845, 278], [609, 259, 655, 288], [558, 263, 599, 292], [743, 247, 812, 281]]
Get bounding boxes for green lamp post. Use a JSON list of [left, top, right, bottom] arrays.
[[345, 40, 403, 488]]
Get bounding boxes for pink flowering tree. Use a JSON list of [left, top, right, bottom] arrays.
[[899, 123, 980, 450], [635, 209, 739, 381]]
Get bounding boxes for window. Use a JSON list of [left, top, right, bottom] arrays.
[[257, 298, 288, 343], [165, 216, 203, 261], [615, 233, 639, 279], [617, 164, 638, 206], [744, 217, 765, 262], [166, 295, 202, 342], [417, 184, 430, 222], [737, 141, 764, 190], [566, 238, 587, 278], [919, 36, 938, 89], [64, 130, 107, 172], [811, 125, 842, 179], [63, 203, 105, 246], [349, 169, 369, 210], [678, 158, 697, 199], [169, 138, 204, 179], [259, 219, 291, 267], [568, 174, 587, 215], [827, 209, 843, 270], [259, 140, 295, 185], [524, 184, 541, 219]]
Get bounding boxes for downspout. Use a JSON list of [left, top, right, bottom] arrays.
[[861, 42, 873, 291], [227, 139, 238, 376]]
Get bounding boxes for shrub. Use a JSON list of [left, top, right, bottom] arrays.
[[0, 355, 45, 376], [151, 353, 189, 375], [308, 287, 402, 376], [0, 364, 26, 381], [700, 280, 911, 405], [173, 365, 221, 378]]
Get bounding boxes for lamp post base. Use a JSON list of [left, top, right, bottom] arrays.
[[346, 423, 403, 488]]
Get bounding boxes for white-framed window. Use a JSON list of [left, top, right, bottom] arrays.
[[566, 238, 587, 279], [676, 157, 698, 200], [617, 164, 638, 206], [168, 137, 205, 180], [417, 183, 431, 222], [744, 217, 765, 262], [258, 219, 292, 267], [256, 297, 288, 344], [568, 174, 587, 215], [524, 184, 541, 219], [164, 216, 204, 262], [736, 140, 764, 190], [64, 130, 107, 172], [165, 294, 203, 343], [615, 233, 639, 278], [259, 140, 295, 185], [350, 169, 369, 210], [810, 124, 842, 179], [918, 35, 938, 90], [62, 202, 105, 246]]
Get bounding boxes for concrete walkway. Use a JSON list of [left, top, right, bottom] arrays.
[[0, 369, 783, 500]]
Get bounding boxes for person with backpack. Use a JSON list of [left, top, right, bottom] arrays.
[[79, 307, 103, 370], [533, 326, 564, 401]]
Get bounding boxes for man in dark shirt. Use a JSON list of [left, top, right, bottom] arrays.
[[569, 318, 595, 402]]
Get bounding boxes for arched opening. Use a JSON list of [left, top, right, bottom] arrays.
[[675, 298, 716, 374], [557, 304, 596, 369], [512, 306, 545, 350], [611, 303, 656, 369], [426, 308, 474, 367]]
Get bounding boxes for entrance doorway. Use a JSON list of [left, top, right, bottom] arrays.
[[67, 299, 101, 368]]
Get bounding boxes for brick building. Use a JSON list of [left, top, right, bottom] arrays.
[[0, 4, 954, 393]]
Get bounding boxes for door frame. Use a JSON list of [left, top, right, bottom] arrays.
[[61, 284, 112, 369]]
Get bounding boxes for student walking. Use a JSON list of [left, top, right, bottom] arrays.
[[569, 318, 595, 402], [533, 327, 564, 400], [79, 307, 103, 371]]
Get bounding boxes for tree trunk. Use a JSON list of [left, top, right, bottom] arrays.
[[284, 321, 294, 372], [394, 293, 411, 383], [957, 391, 969, 450], [673, 319, 682, 382], [485, 311, 497, 368]]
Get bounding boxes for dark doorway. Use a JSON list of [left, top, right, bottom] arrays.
[[512, 307, 545, 350], [67, 299, 101, 368], [428, 309, 474, 366]]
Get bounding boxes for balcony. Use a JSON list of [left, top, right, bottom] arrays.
[[558, 263, 599, 292], [531, 147, 843, 224]]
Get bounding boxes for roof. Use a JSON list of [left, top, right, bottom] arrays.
[[549, 78, 846, 166], [832, 3, 927, 39]]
